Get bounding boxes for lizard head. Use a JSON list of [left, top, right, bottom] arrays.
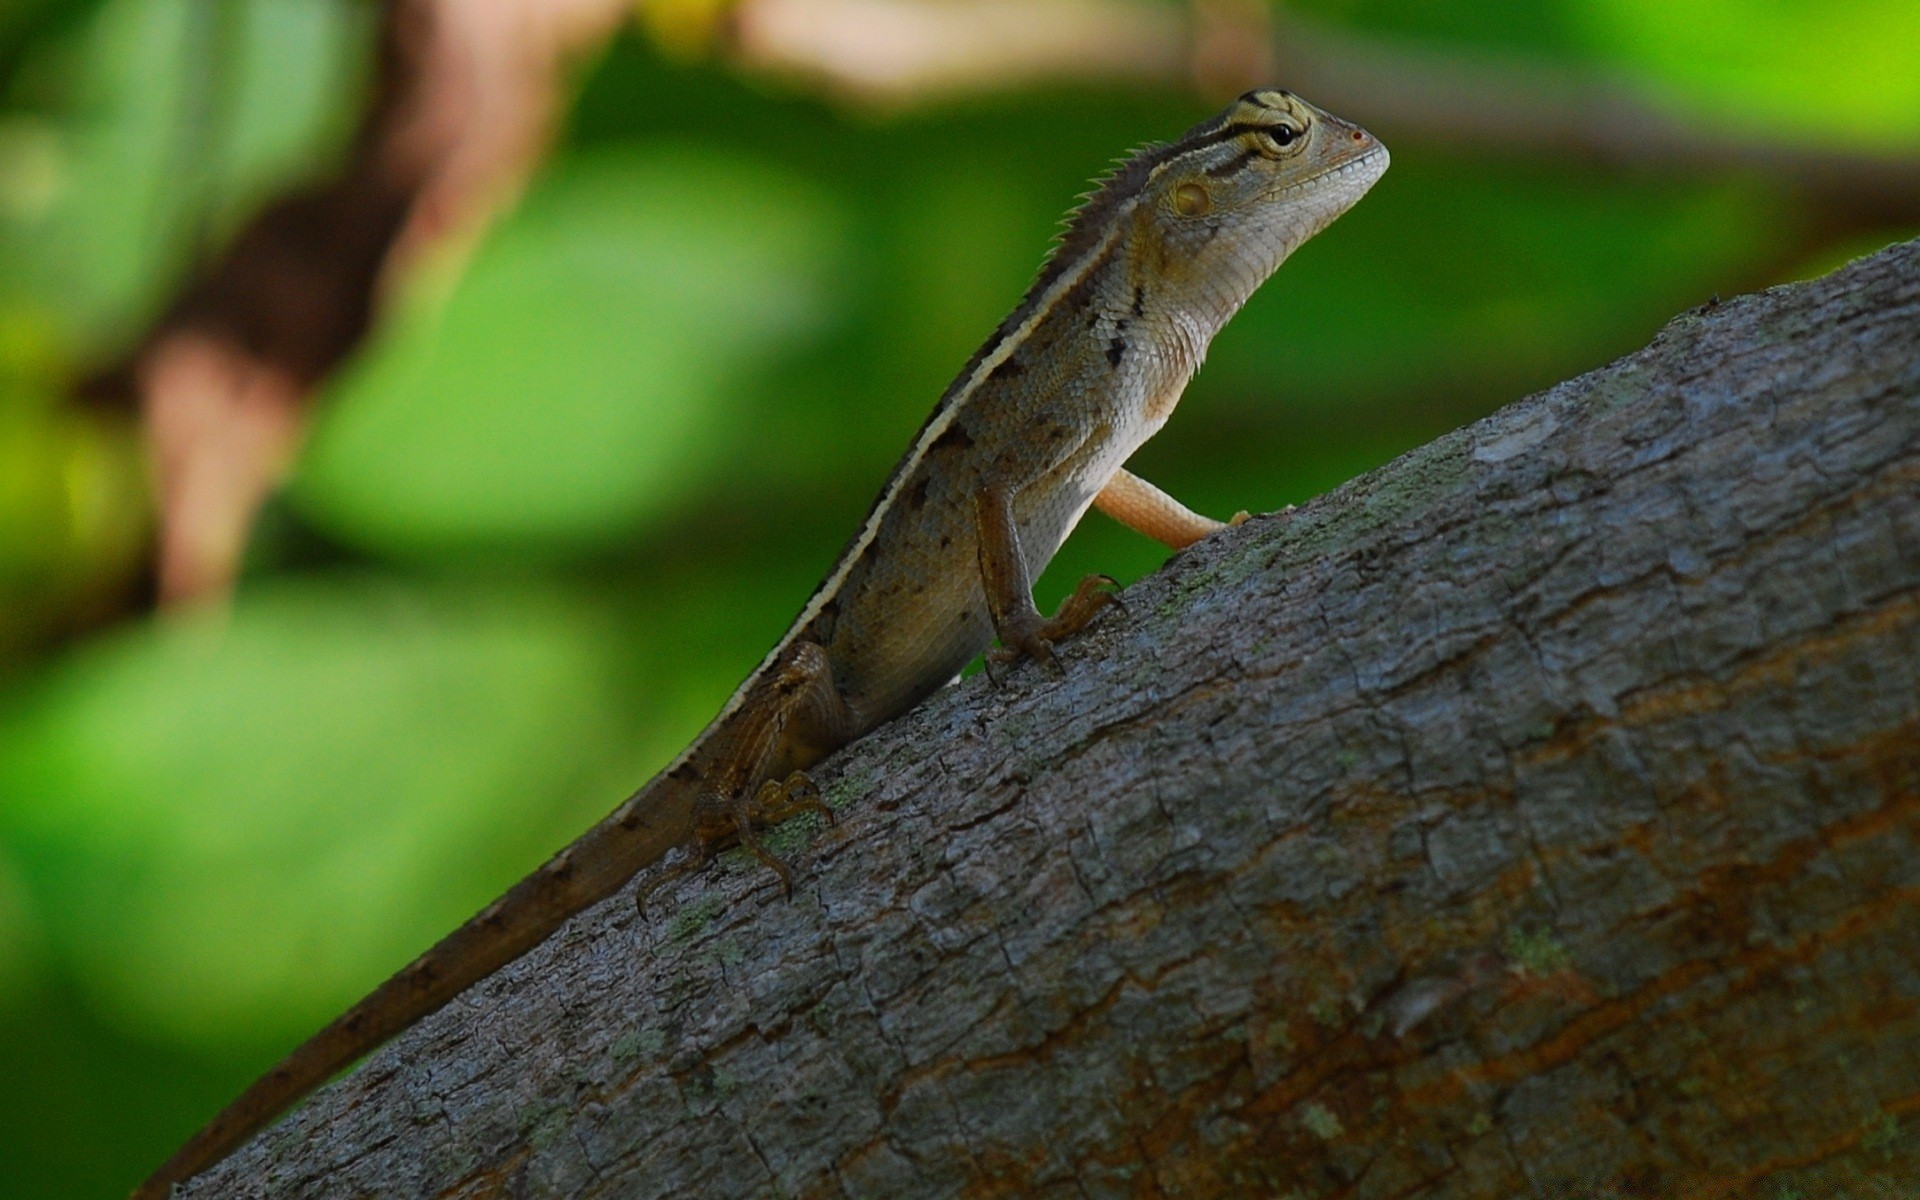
[[1132, 89, 1389, 318]]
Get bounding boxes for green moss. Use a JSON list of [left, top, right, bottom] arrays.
[[758, 811, 825, 858], [1466, 1111, 1494, 1137], [708, 936, 746, 967], [1504, 925, 1571, 976], [1155, 533, 1274, 618], [1299, 1101, 1344, 1140], [1289, 432, 1476, 558], [1264, 1018, 1295, 1054], [1580, 364, 1653, 418], [1356, 434, 1474, 528], [712, 1067, 741, 1101], [518, 1100, 569, 1150], [807, 1001, 836, 1036], [1152, 430, 1481, 625], [1862, 1111, 1901, 1162], [612, 1028, 665, 1063], [823, 768, 875, 811], [666, 893, 727, 942]]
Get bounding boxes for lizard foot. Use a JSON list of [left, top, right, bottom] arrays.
[[987, 573, 1119, 671], [638, 772, 833, 914], [735, 770, 837, 897], [730, 789, 795, 898], [633, 784, 752, 916], [753, 770, 835, 826]]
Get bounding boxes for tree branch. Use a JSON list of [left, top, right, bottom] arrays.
[[187, 237, 1920, 1198], [85, 0, 630, 606]]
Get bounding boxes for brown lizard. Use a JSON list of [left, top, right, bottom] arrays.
[[134, 88, 1387, 1197]]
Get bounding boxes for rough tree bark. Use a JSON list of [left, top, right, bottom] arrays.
[[188, 240, 1920, 1198]]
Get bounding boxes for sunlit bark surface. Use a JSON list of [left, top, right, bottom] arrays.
[[191, 239, 1919, 1199]]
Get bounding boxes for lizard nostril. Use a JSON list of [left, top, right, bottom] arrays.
[[1351, 130, 1367, 142]]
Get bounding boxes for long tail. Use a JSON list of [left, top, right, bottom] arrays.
[[131, 774, 698, 1199]]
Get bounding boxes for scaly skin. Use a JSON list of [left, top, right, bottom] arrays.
[[134, 89, 1387, 1198]]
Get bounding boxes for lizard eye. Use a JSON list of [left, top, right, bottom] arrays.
[[1267, 124, 1301, 148]]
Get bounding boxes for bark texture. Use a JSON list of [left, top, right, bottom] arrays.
[[189, 239, 1920, 1199]]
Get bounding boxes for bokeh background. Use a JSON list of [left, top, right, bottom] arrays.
[[0, 0, 1915, 1193]]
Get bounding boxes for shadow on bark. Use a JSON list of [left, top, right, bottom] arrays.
[[192, 238, 1920, 1199]]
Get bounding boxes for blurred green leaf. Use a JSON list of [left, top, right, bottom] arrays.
[[1577, 0, 1920, 146], [0, 0, 367, 351], [0, 971, 263, 1200], [293, 146, 846, 553], [0, 0, 110, 94], [0, 577, 654, 1051], [1298, 0, 1920, 147], [0, 366, 147, 658], [0, 843, 39, 1005]]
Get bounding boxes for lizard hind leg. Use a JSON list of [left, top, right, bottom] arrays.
[[734, 770, 837, 899], [730, 789, 794, 897], [638, 640, 854, 914], [635, 775, 828, 913]]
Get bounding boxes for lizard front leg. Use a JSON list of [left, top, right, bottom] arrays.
[[1095, 467, 1248, 550], [974, 484, 1117, 668]]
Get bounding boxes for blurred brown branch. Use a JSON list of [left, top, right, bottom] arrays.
[[89, 0, 630, 606], [722, 0, 1272, 101]]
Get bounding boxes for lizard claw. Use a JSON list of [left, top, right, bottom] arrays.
[[756, 770, 834, 828], [635, 847, 703, 918], [986, 573, 1120, 675], [1037, 572, 1120, 647]]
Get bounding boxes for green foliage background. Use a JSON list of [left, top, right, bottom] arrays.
[[0, 0, 1913, 1193]]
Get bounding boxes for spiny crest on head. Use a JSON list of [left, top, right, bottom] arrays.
[[1047, 141, 1166, 252], [1021, 96, 1264, 300]]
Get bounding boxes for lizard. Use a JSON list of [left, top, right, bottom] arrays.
[[133, 88, 1387, 1198]]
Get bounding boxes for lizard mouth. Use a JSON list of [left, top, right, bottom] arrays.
[[1299, 143, 1390, 191], [1262, 142, 1390, 207]]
